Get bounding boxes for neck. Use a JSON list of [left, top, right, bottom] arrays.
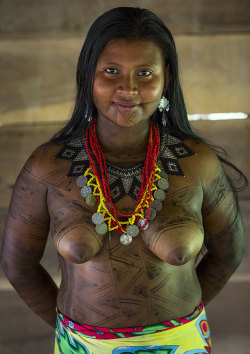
[[95, 116, 150, 167]]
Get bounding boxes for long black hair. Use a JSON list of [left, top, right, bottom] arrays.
[[52, 7, 195, 140], [52, 7, 247, 192]]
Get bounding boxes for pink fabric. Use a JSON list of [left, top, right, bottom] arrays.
[[57, 302, 203, 340]]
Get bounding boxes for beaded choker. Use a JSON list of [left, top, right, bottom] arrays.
[[56, 121, 195, 245]]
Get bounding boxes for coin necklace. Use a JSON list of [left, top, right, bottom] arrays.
[[76, 119, 169, 245]]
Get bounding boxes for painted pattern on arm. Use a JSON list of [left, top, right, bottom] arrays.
[[1, 144, 59, 327], [197, 162, 245, 304]]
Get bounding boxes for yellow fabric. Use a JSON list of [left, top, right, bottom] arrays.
[[54, 307, 212, 353]]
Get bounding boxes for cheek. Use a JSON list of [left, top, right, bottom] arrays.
[[140, 78, 164, 102], [93, 77, 115, 101]]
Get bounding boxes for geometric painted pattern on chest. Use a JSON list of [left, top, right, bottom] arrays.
[[55, 132, 195, 202]]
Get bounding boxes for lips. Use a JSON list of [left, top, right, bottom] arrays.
[[114, 102, 138, 111]]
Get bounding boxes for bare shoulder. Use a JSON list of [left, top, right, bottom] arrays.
[[184, 138, 237, 222], [184, 138, 219, 165], [23, 140, 68, 183], [183, 138, 222, 183]]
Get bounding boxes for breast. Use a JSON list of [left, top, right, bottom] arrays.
[[142, 223, 204, 266], [49, 173, 204, 265], [139, 177, 205, 266], [47, 179, 108, 264], [53, 223, 106, 264]]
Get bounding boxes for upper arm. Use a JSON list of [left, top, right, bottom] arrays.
[[1, 145, 50, 278], [200, 146, 245, 267]]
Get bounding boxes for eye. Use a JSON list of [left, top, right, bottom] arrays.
[[138, 70, 152, 77], [105, 68, 118, 74]]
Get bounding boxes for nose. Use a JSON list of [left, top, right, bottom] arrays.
[[116, 74, 138, 97]]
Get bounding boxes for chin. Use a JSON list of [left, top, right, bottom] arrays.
[[114, 118, 140, 127], [106, 111, 149, 128]]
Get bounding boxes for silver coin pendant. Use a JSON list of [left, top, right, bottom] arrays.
[[151, 200, 162, 212], [86, 194, 97, 207], [76, 175, 88, 187], [154, 189, 166, 202], [137, 218, 149, 230], [80, 186, 92, 198], [92, 212, 104, 225], [95, 223, 108, 235], [120, 234, 132, 245], [126, 225, 139, 237], [158, 178, 169, 190], [159, 171, 168, 179], [144, 207, 157, 220]]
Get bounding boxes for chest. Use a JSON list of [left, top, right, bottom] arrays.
[[49, 132, 203, 264], [47, 172, 204, 265]]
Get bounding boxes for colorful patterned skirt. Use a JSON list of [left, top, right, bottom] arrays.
[[54, 302, 212, 353]]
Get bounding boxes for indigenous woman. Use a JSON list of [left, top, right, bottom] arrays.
[[1, 7, 246, 354]]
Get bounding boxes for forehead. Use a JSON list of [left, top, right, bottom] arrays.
[[98, 39, 164, 66]]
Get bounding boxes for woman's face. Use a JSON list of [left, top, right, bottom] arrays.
[[93, 39, 166, 127]]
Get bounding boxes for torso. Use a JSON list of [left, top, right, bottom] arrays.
[[45, 134, 204, 327]]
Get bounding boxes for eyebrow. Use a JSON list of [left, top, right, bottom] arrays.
[[101, 61, 157, 67]]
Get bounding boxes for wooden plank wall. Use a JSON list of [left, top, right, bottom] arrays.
[[1, 0, 249, 37], [0, 0, 250, 126]]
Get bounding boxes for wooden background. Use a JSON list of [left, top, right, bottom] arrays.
[[0, 1, 249, 353], [0, 0, 250, 127]]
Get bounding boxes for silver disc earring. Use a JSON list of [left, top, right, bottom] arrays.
[[87, 115, 93, 123], [158, 96, 170, 127], [84, 107, 93, 123]]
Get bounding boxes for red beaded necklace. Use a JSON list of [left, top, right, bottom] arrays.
[[85, 119, 160, 234]]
